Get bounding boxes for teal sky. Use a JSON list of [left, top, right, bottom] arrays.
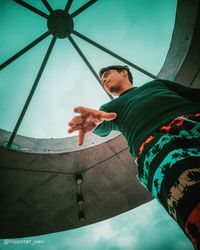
[[0, 0, 194, 250], [1, 0, 177, 138], [0, 200, 193, 250]]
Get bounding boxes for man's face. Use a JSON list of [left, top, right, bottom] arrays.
[[101, 69, 126, 96]]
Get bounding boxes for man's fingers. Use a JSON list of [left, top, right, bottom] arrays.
[[100, 111, 117, 121], [78, 130, 85, 145], [74, 106, 88, 114], [68, 124, 82, 133], [68, 116, 83, 126]]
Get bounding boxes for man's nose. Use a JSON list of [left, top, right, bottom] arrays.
[[102, 77, 107, 84]]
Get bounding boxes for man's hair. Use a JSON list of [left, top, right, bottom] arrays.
[[99, 65, 133, 84]]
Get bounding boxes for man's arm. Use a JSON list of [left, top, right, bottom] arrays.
[[92, 104, 117, 137], [161, 80, 200, 103]]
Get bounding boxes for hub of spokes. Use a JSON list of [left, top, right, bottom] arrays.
[[47, 10, 74, 39]]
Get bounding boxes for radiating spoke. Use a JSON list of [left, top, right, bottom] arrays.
[[72, 30, 159, 80], [0, 31, 51, 71], [68, 35, 113, 100], [7, 35, 57, 148], [41, 0, 53, 13], [65, 0, 73, 12], [71, 0, 97, 18], [12, 0, 49, 18]]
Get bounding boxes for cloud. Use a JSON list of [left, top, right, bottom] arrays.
[[43, 200, 191, 250]]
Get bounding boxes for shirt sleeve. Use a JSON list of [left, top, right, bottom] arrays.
[[92, 104, 117, 137], [161, 80, 200, 103]]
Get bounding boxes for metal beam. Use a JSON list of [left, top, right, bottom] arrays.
[[68, 35, 113, 100], [72, 30, 159, 80], [65, 0, 73, 12], [7, 35, 57, 148], [12, 0, 49, 18], [41, 0, 53, 13], [71, 0, 97, 18], [0, 31, 51, 71]]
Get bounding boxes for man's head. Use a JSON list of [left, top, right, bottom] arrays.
[[99, 65, 133, 96]]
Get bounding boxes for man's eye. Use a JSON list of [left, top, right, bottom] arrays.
[[103, 70, 110, 79]]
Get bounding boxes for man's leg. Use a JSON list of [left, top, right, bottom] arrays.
[[136, 113, 200, 249]]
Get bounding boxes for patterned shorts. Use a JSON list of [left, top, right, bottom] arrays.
[[136, 113, 200, 249]]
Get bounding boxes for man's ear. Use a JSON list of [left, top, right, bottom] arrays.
[[122, 69, 128, 77]]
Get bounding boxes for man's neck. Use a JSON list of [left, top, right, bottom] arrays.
[[118, 84, 133, 96], [119, 86, 134, 96]]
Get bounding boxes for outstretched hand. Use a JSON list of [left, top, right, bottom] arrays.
[[68, 106, 117, 146]]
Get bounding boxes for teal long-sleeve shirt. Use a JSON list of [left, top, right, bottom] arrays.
[[92, 80, 200, 158]]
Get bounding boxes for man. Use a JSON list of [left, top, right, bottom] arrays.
[[68, 65, 200, 249]]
